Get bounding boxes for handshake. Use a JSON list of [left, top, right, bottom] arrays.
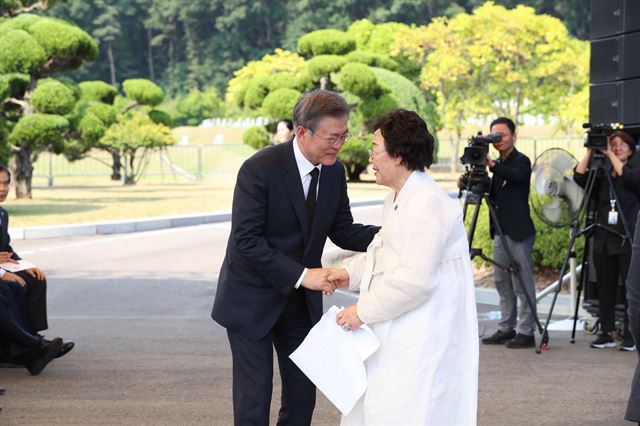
[[301, 268, 350, 296]]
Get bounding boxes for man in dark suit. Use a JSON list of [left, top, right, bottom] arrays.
[[480, 117, 538, 349], [212, 89, 379, 425], [0, 165, 74, 361], [0, 281, 63, 375], [626, 210, 640, 423]]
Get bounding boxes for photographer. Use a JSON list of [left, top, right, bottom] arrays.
[[574, 130, 640, 351], [480, 117, 537, 349]]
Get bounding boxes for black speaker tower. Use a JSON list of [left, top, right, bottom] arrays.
[[589, 0, 640, 137]]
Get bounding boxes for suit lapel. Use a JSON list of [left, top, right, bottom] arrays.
[[282, 142, 309, 242]]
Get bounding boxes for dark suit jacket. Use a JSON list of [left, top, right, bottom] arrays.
[[488, 148, 536, 241], [0, 207, 20, 260], [574, 154, 640, 255], [211, 141, 379, 340], [626, 210, 640, 422]]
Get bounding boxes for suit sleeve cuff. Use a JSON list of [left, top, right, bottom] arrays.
[[295, 268, 308, 289]]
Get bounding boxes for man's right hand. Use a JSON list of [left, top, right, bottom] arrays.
[[2, 271, 26, 287], [301, 268, 336, 295], [326, 268, 350, 288]]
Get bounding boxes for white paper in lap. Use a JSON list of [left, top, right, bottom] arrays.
[[0, 259, 36, 273], [289, 305, 380, 415]]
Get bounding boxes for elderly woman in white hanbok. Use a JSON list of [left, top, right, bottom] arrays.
[[331, 109, 479, 425]]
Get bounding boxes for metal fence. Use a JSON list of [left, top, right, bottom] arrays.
[[32, 137, 585, 186]]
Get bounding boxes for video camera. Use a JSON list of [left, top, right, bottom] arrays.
[[458, 132, 502, 196], [582, 122, 622, 149], [460, 132, 502, 167]]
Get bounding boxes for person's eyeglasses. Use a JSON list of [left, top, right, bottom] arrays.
[[308, 128, 350, 148], [610, 142, 629, 150], [368, 148, 384, 157]]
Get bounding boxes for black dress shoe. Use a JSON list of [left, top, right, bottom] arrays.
[[27, 338, 62, 376], [481, 329, 516, 345], [44, 339, 75, 359], [56, 341, 75, 359], [506, 333, 535, 349], [0, 385, 5, 395]]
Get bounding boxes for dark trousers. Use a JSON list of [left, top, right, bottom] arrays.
[[0, 284, 40, 353], [227, 290, 315, 426], [17, 271, 48, 333], [594, 249, 631, 336]]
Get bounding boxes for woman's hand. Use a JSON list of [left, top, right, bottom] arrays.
[[0, 251, 17, 264], [326, 268, 350, 289], [336, 304, 364, 331], [2, 271, 26, 286]]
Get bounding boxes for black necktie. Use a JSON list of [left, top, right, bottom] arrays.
[[306, 167, 319, 227]]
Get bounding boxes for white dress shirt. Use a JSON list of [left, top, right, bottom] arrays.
[[292, 137, 321, 289]]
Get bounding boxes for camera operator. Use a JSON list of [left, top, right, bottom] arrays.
[[480, 117, 537, 349], [574, 130, 640, 351]]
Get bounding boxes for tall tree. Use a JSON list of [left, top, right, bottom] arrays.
[[92, 0, 121, 87], [0, 14, 98, 198], [401, 2, 589, 170], [0, 0, 64, 17]]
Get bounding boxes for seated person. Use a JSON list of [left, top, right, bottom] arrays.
[[0, 282, 62, 375], [0, 165, 73, 359]]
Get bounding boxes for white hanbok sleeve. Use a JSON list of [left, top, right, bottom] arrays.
[[357, 195, 455, 324], [345, 253, 366, 292]]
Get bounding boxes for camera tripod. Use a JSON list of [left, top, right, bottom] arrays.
[[538, 153, 634, 353], [460, 172, 545, 347]]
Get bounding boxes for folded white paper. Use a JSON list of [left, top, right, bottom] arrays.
[[0, 259, 36, 273], [290, 305, 380, 415]]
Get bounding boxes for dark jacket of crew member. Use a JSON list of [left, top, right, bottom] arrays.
[[574, 154, 640, 255], [488, 148, 535, 242]]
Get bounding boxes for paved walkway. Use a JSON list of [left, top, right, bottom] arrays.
[[0, 206, 636, 425]]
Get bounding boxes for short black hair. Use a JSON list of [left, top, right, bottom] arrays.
[[279, 119, 293, 131], [0, 165, 10, 182], [490, 117, 516, 135], [373, 109, 434, 171]]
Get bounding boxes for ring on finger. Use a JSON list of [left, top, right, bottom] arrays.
[[342, 322, 351, 331]]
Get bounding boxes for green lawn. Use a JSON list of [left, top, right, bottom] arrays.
[[5, 174, 393, 228], [12, 125, 576, 228]]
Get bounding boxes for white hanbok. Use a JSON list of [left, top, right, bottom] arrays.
[[342, 170, 478, 425]]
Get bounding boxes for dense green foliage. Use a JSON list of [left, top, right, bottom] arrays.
[[9, 113, 69, 151], [242, 126, 271, 150], [0, 72, 29, 99], [345, 50, 398, 71], [30, 79, 77, 115], [79, 80, 118, 103], [297, 29, 356, 56], [100, 112, 175, 184], [338, 63, 384, 99], [338, 135, 371, 182], [41, 0, 589, 95], [261, 88, 301, 121], [0, 28, 47, 73], [174, 87, 225, 126], [464, 202, 584, 272], [306, 55, 348, 85], [122, 78, 164, 106], [0, 13, 98, 198]]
